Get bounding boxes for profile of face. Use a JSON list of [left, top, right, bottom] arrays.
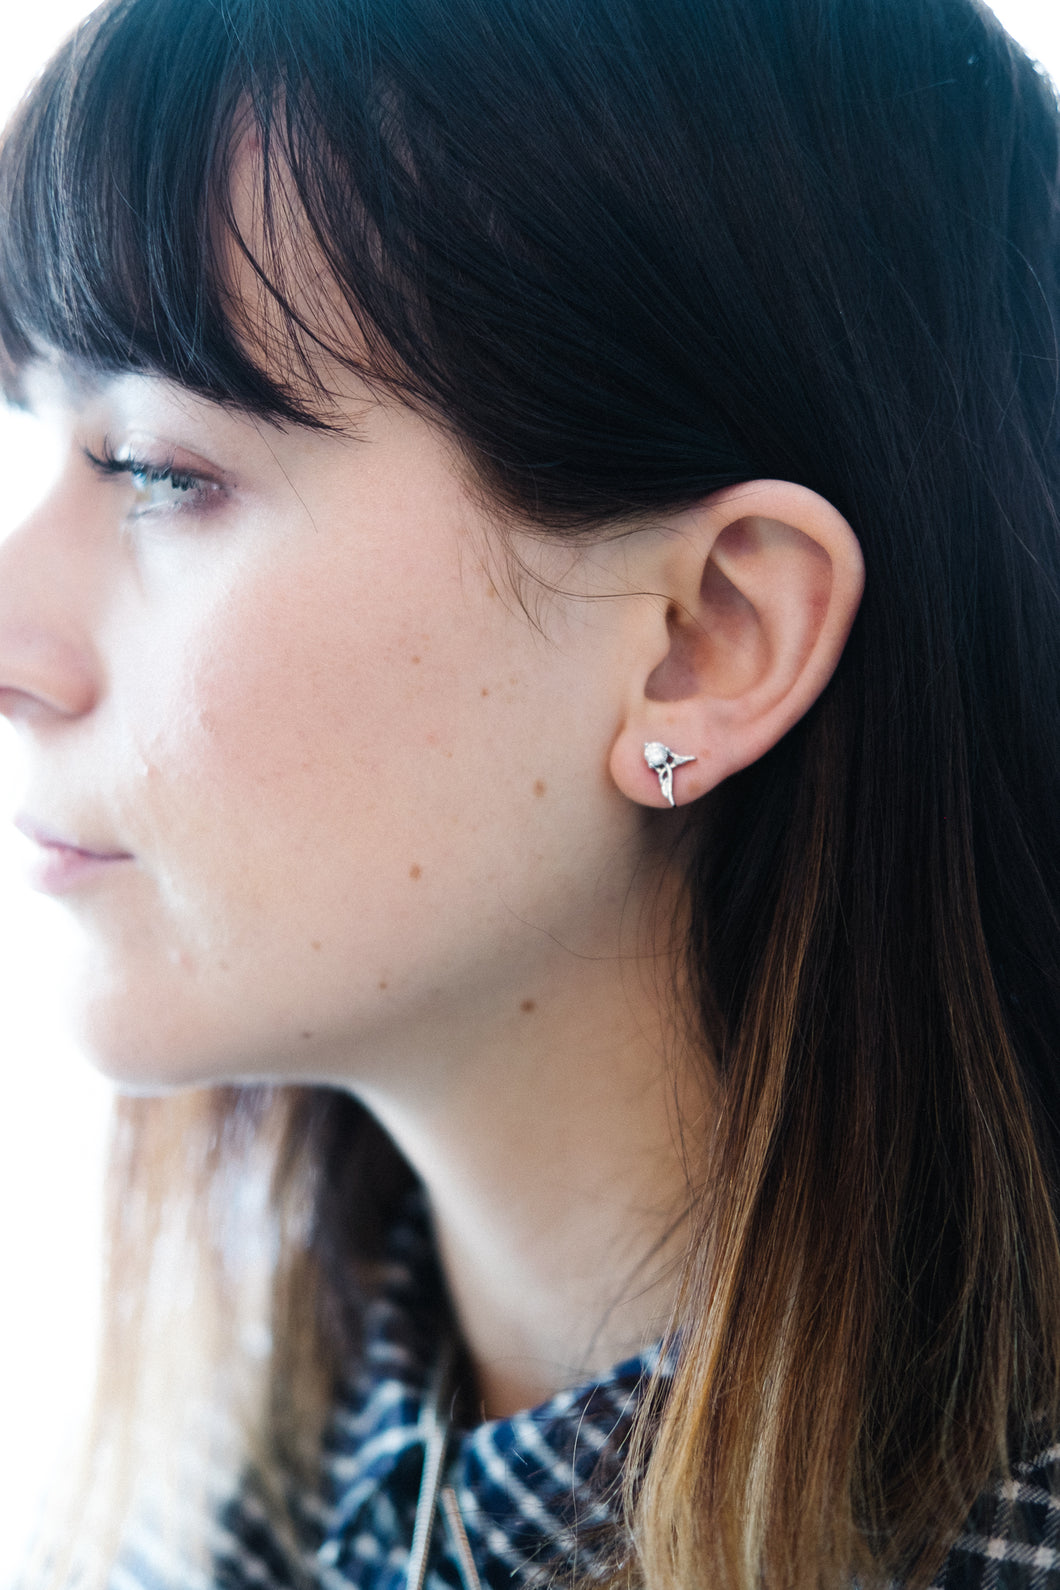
[[0, 346, 865, 1115], [0, 96, 866, 1110], [0, 359, 675, 1095]]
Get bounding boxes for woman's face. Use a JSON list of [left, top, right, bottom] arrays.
[[0, 366, 658, 1092]]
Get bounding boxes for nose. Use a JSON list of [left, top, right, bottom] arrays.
[[0, 479, 103, 727]]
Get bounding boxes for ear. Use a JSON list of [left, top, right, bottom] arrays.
[[609, 481, 864, 808]]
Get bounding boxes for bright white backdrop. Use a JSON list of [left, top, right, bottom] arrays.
[[0, 0, 1059, 1578], [0, 11, 125, 1576]]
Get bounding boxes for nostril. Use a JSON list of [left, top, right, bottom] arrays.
[[0, 684, 36, 722], [0, 645, 99, 722]]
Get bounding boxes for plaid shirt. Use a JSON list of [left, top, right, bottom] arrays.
[[115, 1198, 1060, 1590]]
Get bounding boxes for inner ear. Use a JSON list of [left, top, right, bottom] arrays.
[[644, 528, 766, 704]]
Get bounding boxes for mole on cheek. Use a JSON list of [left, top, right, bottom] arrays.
[[533, 780, 546, 798], [378, 980, 388, 991], [409, 864, 422, 880], [311, 941, 322, 951], [300, 1030, 314, 1040], [520, 998, 537, 1014]]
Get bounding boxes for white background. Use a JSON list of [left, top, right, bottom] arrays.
[[1, 0, 1059, 1577]]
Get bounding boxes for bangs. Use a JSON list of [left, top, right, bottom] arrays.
[[0, 0, 409, 425], [0, 0, 758, 522]]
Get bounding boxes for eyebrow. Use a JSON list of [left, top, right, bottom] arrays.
[[16, 357, 230, 424], [11, 352, 112, 415]]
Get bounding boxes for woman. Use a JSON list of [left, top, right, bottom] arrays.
[[1, 0, 1059, 1584]]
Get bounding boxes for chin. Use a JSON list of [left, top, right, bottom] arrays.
[[75, 1037, 218, 1094], [69, 996, 237, 1093]]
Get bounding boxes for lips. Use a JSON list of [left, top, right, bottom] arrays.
[[14, 816, 132, 861], [13, 815, 134, 894]]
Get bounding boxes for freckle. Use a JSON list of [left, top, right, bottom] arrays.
[[300, 1030, 314, 1040], [409, 864, 422, 880], [533, 780, 546, 797], [411, 655, 421, 664], [520, 999, 536, 1014], [311, 940, 322, 951], [378, 980, 388, 991]]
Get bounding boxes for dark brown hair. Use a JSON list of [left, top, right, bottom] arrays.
[[3, 0, 1060, 1583]]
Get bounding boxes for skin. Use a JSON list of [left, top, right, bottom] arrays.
[[0, 353, 863, 1415]]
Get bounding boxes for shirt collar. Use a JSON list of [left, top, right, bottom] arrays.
[[314, 1192, 672, 1587]]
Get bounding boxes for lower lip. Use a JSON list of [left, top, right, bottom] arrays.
[[24, 846, 133, 896]]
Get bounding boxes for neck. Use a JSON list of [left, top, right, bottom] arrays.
[[356, 884, 707, 1419]]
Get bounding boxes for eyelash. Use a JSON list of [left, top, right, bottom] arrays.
[[84, 441, 221, 514]]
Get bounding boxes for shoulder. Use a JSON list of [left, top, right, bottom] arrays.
[[932, 1447, 1060, 1588]]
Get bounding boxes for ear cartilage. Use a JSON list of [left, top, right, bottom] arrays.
[[643, 741, 696, 807]]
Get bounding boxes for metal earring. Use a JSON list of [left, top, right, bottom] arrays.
[[643, 741, 696, 807]]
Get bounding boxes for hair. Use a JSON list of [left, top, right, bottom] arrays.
[[3, 0, 1060, 1585]]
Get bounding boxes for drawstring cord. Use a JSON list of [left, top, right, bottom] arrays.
[[439, 1485, 482, 1590], [405, 1344, 483, 1590]]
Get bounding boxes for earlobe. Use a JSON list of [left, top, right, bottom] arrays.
[[609, 481, 864, 809]]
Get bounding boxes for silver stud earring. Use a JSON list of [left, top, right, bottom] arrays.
[[643, 741, 696, 807]]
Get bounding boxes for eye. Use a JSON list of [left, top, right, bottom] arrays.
[[84, 443, 223, 518], [127, 462, 205, 514]]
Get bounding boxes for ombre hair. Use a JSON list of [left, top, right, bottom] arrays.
[[3, 0, 1060, 1585]]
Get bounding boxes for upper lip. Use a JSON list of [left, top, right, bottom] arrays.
[[13, 815, 133, 861]]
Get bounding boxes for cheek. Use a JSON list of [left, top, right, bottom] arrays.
[[77, 523, 629, 1087], [108, 550, 544, 968], [127, 583, 425, 885], [80, 576, 464, 1077]]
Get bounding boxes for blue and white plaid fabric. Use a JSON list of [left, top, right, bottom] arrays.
[[118, 1194, 1060, 1589], [208, 1198, 658, 1589], [932, 1450, 1060, 1588]]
